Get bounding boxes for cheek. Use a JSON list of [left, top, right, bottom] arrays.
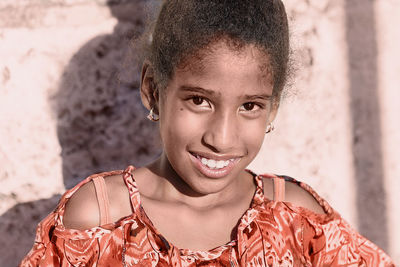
[[246, 121, 267, 152], [160, 107, 207, 148], [239, 114, 268, 154]]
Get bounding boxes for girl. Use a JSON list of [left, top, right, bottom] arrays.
[[21, 0, 394, 266]]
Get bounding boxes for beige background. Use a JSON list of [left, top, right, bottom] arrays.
[[0, 0, 399, 266]]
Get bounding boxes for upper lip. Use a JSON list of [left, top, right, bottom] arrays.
[[189, 151, 242, 161]]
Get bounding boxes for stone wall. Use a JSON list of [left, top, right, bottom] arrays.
[[0, 0, 399, 266]]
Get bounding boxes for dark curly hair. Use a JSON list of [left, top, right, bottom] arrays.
[[145, 0, 289, 98]]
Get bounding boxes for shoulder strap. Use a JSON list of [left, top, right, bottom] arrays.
[[92, 176, 112, 225], [273, 177, 285, 201]]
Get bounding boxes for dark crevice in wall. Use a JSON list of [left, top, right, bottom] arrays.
[[345, 0, 388, 251]]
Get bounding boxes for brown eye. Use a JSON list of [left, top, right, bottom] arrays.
[[243, 102, 255, 111], [192, 96, 204, 105]]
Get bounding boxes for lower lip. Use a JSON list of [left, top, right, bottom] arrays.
[[189, 153, 239, 179]]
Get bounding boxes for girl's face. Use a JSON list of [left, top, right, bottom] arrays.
[[143, 41, 278, 195]]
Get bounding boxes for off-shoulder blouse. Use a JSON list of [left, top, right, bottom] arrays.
[[20, 166, 394, 266]]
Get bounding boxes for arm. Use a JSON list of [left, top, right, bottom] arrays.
[[284, 178, 395, 266], [20, 174, 129, 266], [308, 217, 395, 266], [19, 179, 103, 266], [263, 176, 395, 266]]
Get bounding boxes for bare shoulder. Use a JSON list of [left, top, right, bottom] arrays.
[[284, 179, 326, 215], [63, 173, 132, 230], [106, 174, 133, 222], [63, 179, 99, 230], [262, 177, 326, 215]]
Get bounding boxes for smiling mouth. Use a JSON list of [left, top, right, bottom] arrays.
[[194, 154, 235, 169], [189, 152, 241, 178]]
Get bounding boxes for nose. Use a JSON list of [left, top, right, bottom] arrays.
[[202, 111, 238, 153]]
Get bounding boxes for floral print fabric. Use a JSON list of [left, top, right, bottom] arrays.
[[20, 166, 394, 266]]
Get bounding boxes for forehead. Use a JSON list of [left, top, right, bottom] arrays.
[[173, 41, 273, 90]]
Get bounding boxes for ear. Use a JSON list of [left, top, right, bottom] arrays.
[[140, 60, 159, 112]]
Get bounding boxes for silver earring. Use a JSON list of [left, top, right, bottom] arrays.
[[265, 123, 274, 133], [147, 108, 159, 122]]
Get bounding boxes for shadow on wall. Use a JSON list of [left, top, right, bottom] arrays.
[[0, 1, 161, 266], [345, 1, 388, 251], [0, 195, 61, 266], [54, 0, 161, 189]]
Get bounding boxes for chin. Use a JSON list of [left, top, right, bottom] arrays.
[[188, 179, 232, 196]]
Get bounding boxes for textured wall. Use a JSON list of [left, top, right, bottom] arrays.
[[0, 0, 399, 266]]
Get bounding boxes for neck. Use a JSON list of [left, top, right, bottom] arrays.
[[145, 154, 255, 210]]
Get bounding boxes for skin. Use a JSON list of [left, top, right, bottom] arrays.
[[63, 40, 325, 251], [137, 41, 278, 250], [141, 41, 278, 200]]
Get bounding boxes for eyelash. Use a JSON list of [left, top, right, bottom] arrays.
[[185, 95, 265, 113], [240, 102, 265, 112], [186, 95, 212, 108]]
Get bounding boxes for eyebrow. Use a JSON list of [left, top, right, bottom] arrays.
[[179, 85, 272, 101], [243, 94, 272, 101], [179, 86, 218, 96]]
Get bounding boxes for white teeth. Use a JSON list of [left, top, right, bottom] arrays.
[[208, 159, 216, 168], [216, 160, 225, 169], [198, 156, 234, 169]]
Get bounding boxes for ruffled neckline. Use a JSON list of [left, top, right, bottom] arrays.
[[121, 165, 267, 259], [53, 165, 337, 261]]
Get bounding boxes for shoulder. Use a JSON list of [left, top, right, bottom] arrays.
[[284, 177, 326, 215], [63, 171, 132, 230], [262, 175, 326, 215]]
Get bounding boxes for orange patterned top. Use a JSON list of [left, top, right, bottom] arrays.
[[21, 166, 394, 266]]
